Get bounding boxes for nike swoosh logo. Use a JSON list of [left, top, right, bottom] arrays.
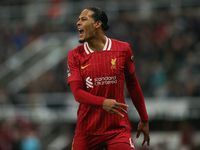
[[81, 64, 90, 69]]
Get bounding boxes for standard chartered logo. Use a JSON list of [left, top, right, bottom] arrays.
[[94, 76, 117, 86], [86, 76, 117, 88]]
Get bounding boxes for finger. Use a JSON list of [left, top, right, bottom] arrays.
[[115, 106, 127, 114], [109, 110, 115, 114], [143, 134, 150, 146], [116, 102, 129, 108], [136, 131, 140, 138], [147, 139, 150, 146], [142, 140, 145, 146], [147, 135, 150, 146], [112, 110, 124, 117]]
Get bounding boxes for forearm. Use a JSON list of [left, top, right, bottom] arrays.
[[69, 81, 105, 106], [126, 74, 149, 122]]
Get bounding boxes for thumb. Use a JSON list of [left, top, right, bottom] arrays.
[[136, 130, 140, 138]]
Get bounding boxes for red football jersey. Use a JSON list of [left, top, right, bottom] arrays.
[[67, 37, 135, 135]]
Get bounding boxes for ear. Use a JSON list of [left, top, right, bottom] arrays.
[[95, 21, 102, 29]]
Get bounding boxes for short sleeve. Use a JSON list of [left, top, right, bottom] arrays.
[[124, 44, 135, 77], [67, 50, 83, 84]]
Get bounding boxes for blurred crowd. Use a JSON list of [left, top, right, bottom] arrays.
[[1, 118, 200, 150], [107, 8, 200, 98], [1, 5, 199, 98], [0, 118, 41, 150]]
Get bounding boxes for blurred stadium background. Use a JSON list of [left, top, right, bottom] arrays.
[[0, 0, 200, 150]]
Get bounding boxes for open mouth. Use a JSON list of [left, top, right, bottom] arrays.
[[78, 29, 84, 37]]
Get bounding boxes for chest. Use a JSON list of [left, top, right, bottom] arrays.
[[79, 51, 126, 78]]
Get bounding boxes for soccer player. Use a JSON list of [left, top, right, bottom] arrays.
[[67, 6, 150, 150]]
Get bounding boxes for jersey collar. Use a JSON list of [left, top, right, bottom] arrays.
[[84, 37, 112, 54]]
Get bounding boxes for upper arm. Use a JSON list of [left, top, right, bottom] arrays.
[[67, 50, 83, 84], [124, 44, 135, 77]]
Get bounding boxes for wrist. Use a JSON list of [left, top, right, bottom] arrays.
[[141, 120, 149, 123], [101, 98, 107, 106]]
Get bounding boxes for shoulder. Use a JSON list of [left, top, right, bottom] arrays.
[[110, 38, 133, 59], [68, 44, 85, 58], [110, 38, 130, 50]]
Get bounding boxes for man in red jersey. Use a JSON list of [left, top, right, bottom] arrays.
[[67, 6, 150, 150]]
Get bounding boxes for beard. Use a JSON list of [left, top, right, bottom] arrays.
[[79, 39, 85, 43], [78, 35, 94, 44]]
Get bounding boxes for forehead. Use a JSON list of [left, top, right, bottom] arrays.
[[79, 9, 94, 18]]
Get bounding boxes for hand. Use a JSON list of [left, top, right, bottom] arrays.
[[136, 122, 150, 146], [102, 99, 129, 117]]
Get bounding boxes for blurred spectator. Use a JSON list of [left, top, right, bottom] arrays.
[[15, 117, 42, 150], [20, 129, 41, 150], [179, 121, 195, 150], [11, 125, 22, 150], [11, 23, 28, 51], [0, 120, 12, 150]]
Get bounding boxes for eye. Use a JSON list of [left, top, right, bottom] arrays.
[[78, 17, 87, 22], [81, 17, 87, 21]]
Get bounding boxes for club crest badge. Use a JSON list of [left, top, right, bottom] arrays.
[[111, 58, 116, 69]]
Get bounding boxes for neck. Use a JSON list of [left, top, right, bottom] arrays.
[[87, 34, 107, 52]]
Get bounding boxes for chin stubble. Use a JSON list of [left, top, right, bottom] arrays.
[[79, 39, 85, 43]]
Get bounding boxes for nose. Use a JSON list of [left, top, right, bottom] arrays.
[[77, 20, 81, 26]]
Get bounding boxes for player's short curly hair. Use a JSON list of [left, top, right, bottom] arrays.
[[87, 6, 110, 31]]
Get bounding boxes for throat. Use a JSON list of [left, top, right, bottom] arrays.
[[88, 41, 106, 52], [91, 46, 104, 52]]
